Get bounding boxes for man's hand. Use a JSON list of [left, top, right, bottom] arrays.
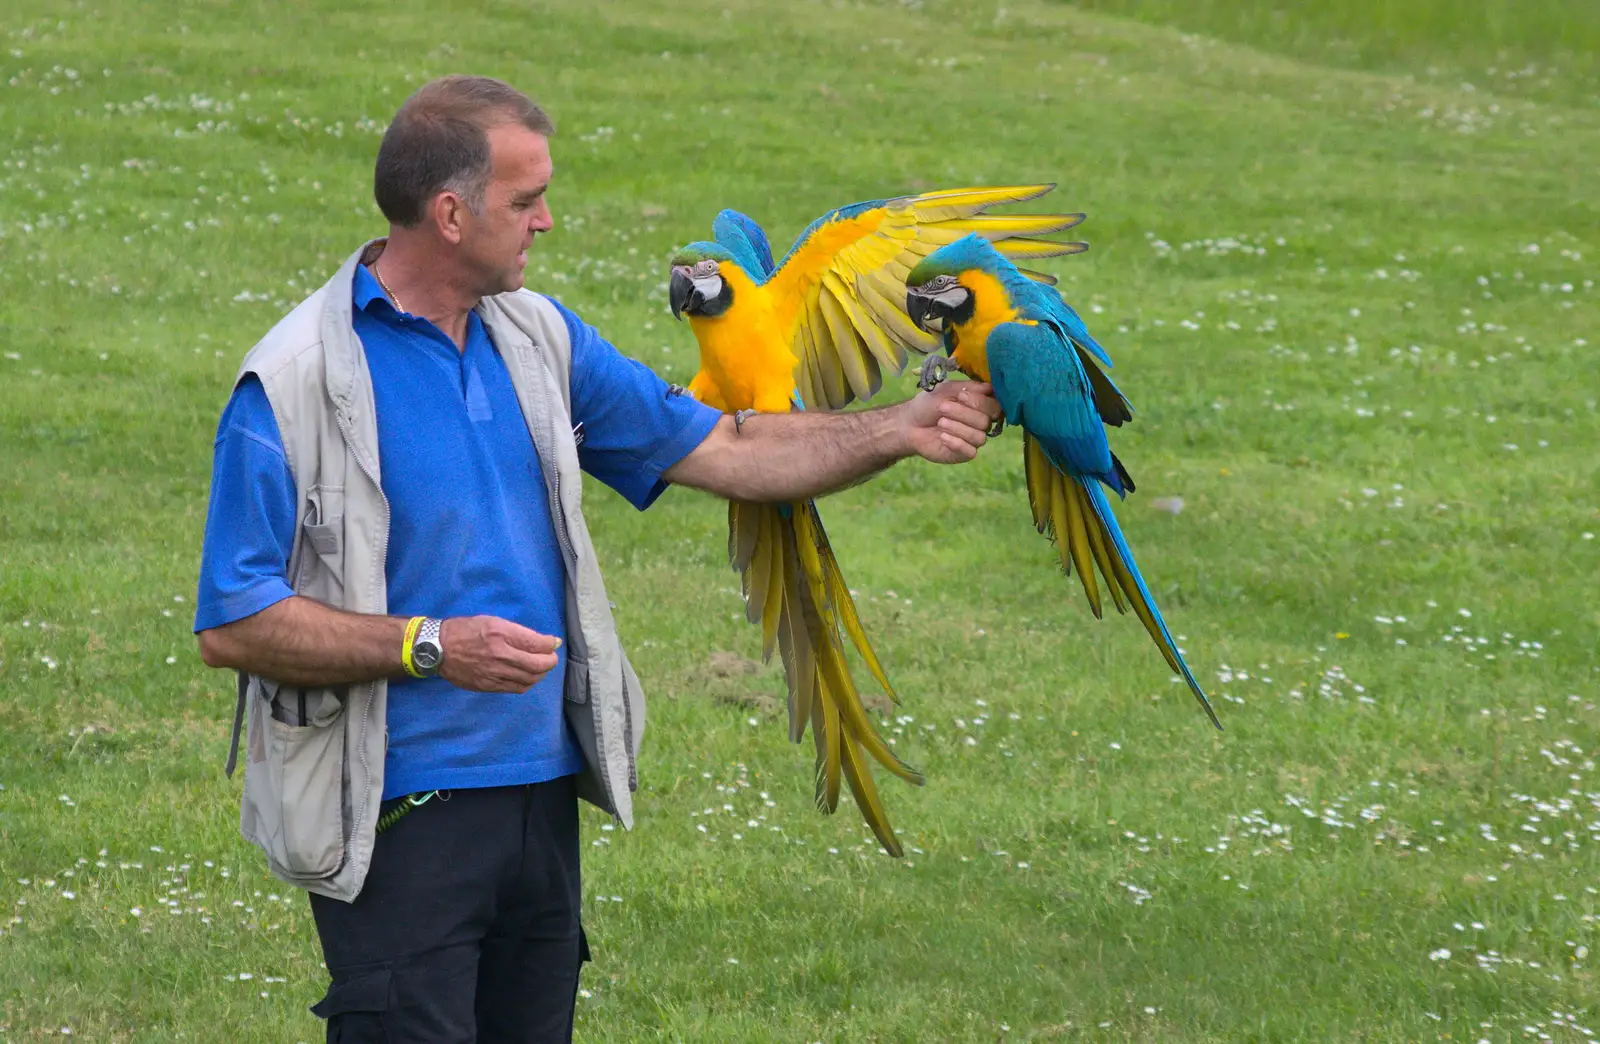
[[895, 380, 1005, 464], [440, 616, 562, 693]]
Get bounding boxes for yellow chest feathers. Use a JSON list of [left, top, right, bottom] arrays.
[[686, 264, 799, 412], [948, 269, 1029, 383]]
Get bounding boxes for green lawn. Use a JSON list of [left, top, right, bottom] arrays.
[[2, 0, 1597, 1040]]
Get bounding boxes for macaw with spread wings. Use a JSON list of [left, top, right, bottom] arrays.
[[667, 187, 1084, 855]]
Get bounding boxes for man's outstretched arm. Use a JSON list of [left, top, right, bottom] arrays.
[[663, 381, 1003, 503]]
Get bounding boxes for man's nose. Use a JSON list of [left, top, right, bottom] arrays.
[[530, 198, 554, 234]]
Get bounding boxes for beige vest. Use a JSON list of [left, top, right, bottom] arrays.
[[223, 241, 646, 902]]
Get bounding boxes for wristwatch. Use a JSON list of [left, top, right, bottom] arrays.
[[411, 617, 444, 676]]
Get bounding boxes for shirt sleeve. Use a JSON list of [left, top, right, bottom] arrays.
[[194, 375, 298, 632], [553, 298, 721, 510]]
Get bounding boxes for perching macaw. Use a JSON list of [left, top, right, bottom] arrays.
[[668, 187, 1087, 854], [904, 233, 1222, 730]]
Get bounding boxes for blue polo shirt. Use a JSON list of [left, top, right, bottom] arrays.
[[196, 265, 721, 797]]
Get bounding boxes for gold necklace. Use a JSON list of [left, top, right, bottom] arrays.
[[371, 261, 405, 314]]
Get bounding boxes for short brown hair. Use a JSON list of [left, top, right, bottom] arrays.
[[373, 75, 554, 227]]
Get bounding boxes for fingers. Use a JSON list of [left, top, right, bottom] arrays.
[[470, 658, 557, 692], [937, 413, 987, 447], [502, 624, 561, 655], [439, 616, 562, 693], [936, 397, 993, 434], [938, 431, 979, 461], [484, 622, 560, 686], [953, 382, 1003, 422]]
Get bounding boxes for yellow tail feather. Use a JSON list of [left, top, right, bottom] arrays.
[[839, 734, 904, 857], [812, 693, 843, 812], [1077, 483, 1130, 615], [776, 576, 816, 744], [1024, 433, 1052, 531], [812, 507, 901, 705], [743, 505, 774, 626], [730, 500, 921, 854], [1060, 469, 1102, 617], [728, 500, 760, 574], [1020, 436, 1197, 687]]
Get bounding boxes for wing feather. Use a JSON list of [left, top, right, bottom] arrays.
[[936, 213, 1085, 237], [767, 185, 1088, 410], [814, 283, 881, 402], [994, 238, 1089, 261]]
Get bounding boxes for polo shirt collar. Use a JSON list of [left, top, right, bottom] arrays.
[[352, 259, 395, 315]]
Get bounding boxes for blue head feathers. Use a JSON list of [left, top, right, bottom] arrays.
[[712, 210, 776, 280], [667, 240, 736, 268], [907, 233, 1015, 288]]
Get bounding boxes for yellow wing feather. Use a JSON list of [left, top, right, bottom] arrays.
[[766, 185, 1089, 410]]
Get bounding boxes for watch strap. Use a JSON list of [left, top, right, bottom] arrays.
[[401, 615, 427, 678]]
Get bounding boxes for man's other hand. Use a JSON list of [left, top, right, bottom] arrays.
[[440, 616, 562, 693], [897, 380, 1005, 464]]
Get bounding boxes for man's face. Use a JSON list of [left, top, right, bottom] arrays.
[[458, 123, 554, 296]]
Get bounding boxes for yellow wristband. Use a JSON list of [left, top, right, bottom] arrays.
[[401, 615, 426, 678]]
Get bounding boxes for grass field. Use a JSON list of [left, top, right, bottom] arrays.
[[2, 0, 1597, 1040]]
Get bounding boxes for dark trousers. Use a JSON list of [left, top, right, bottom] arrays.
[[308, 776, 589, 1043]]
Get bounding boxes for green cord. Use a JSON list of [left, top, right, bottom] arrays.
[[375, 790, 439, 834]]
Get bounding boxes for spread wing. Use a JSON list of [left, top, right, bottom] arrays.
[[765, 186, 1088, 410]]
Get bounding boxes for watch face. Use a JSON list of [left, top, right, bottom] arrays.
[[413, 643, 442, 670]]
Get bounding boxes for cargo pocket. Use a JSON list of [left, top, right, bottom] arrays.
[[249, 678, 348, 880], [311, 966, 390, 1042]]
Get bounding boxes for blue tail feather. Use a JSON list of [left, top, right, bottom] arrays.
[[1083, 480, 1221, 728]]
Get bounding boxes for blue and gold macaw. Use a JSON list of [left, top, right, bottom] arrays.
[[669, 188, 1087, 853], [904, 234, 1222, 730]]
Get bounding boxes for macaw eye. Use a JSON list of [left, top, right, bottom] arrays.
[[692, 259, 720, 277]]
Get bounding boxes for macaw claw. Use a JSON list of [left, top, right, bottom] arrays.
[[986, 417, 1007, 439], [733, 407, 758, 433], [917, 354, 953, 392]]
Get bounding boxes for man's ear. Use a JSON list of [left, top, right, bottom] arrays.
[[430, 191, 466, 246]]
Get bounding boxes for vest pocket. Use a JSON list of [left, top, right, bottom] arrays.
[[563, 656, 590, 704], [296, 484, 346, 599], [620, 654, 645, 791], [245, 677, 349, 880]]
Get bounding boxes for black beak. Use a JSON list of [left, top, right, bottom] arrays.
[[669, 268, 695, 320], [905, 288, 932, 332]]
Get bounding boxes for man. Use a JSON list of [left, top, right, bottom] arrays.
[[194, 75, 1002, 1044]]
